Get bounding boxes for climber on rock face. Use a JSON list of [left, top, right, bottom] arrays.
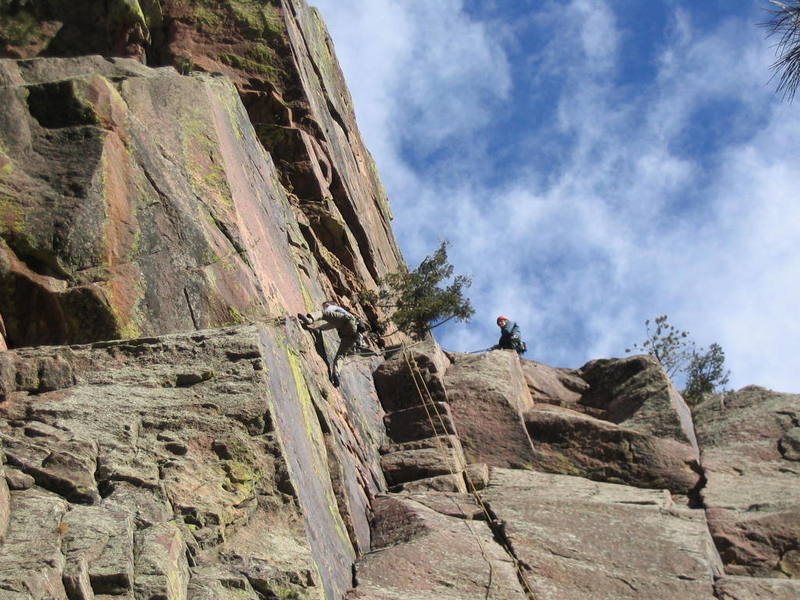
[[298, 301, 365, 387], [492, 315, 527, 355]]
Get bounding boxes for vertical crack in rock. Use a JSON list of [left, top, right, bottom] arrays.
[[688, 460, 708, 510], [182, 288, 198, 330], [478, 498, 537, 600]]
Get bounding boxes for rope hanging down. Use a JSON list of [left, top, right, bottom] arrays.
[[400, 347, 538, 600]]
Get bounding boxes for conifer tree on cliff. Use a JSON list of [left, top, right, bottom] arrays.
[[765, 0, 800, 100], [626, 315, 731, 404], [361, 241, 474, 339]]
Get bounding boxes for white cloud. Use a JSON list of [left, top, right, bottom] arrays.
[[313, 1, 800, 392]]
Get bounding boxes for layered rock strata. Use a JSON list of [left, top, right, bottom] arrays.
[[693, 386, 800, 579], [0, 0, 404, 331], [0, 2, 798, 599], [352, 343, 798, 599], [0, 325, 387, 599]]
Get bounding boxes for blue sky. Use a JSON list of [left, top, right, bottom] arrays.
[[312, 0, 800, 393]]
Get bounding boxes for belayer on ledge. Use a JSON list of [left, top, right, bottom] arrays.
[[298, 301, 367, 387], [492, 315, 527, 355]]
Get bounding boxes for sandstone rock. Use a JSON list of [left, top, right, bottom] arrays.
[[380, 435, 465, 487], [779, 427, 800, 461], [61, 505, 136, 598], [383, 402, 458, 443], [580, 355, 699, 449], [693, 387, 800, 577], [0, 1, 157, 60], [373, 339, 451, 412], [521, 356, 703, 496], [327, 355, 390, 554], [400, 492, 485, 520], [187, 567, 262, 600], [0, 461, 8, 540], [465, 462, 491, 491], [1, 424, 101, 505], [0, 57, 318, 346], [521, 359, 588, 406], [347, 494, 527, 599], [443, 351, 536, 468], [393, 473, 467, 494], [0, 325, 386, 599], [2, 468, 33, 491], [525, 405, 701, 494], [0, 1, 406, 335], [0, 489, 70, 599], [0, 313, 6, 351], [134, 522, 190, 600], [482, 469, 721, 599], [714, 576, 800, 599]]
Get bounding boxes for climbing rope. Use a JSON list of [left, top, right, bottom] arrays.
[[400, 348, 496, 600], [400, 346, 539, 600]]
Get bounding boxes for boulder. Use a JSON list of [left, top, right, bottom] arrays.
[[579, 355, 699, 449], [482, 469, 721, 600], [443, 351, 536, 468], [520, 356, 702, 495], [693, 386, 800, 577], [525, 405, 701, 494]]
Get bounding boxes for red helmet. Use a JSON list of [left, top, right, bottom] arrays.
[[496, 315, 509, 325]]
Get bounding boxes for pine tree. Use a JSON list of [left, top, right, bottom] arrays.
[[765, 1, 800, 100], [361, 241, 474, 339]]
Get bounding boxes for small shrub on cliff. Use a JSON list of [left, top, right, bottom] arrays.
[[360, 241, 474, 339], [627, 315, 732, 404], [684, 343, 731, 404], [626, 315, 693, 377]]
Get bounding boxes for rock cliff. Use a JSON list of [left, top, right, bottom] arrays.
[[0, 2, 798, 599]]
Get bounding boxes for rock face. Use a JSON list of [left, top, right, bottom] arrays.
[[0, 0, 403, 332], [346, 494, 527, 600], [523, 355, 702, 496], [693, 386, 800, 579], [0, 325, 387, 599], [1, 2, 799, 600], [483, 469, 721, 600]]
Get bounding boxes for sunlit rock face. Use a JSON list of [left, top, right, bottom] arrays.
[[1, 2, 799, 599], [0, 325, 387, 599], [0, 0, 403, 324], [693, 386, 800, 579]]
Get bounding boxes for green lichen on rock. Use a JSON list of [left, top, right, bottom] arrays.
[[0, 0, 158, 57], [171, 0, 289, 88], [176, 100, 234, 210], [0, 194, 25, 235], [219, 49, 283, 81], [106, 0, 147, 33], [0, 140, 12, 176], [0, 3, 39, 47]]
